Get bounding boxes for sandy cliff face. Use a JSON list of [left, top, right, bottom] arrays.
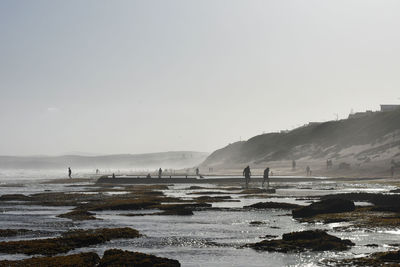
[[201, 109, 400, 176]]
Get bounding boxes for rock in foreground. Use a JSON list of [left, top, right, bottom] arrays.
[[99, 249, 180, 267], [0, 249, 181, 267], [325, 249, 400, 266], [292, 198, 355, 218], [0, 252, 100, 267], [247, 230, 354, 252], [0, 227, 141, 256]]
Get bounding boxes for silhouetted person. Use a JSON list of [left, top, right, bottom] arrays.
[[292, 160, 296, 170], [391, 166, 395, 177], [112, 173, 115, 179], [243, 166, 251, 188], [262, 167, 270, 188], [158, 168, 162, 179], [146, 173, 151, 179], [306, 166, 310, 176], [196, 168, 200, 176], [68, 167, 72, 179]]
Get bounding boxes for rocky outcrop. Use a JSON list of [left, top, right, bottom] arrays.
[[244, 201, 301, 210], [292, 198, 355, 218], [0, 249, 181, 267], [326, 249, 400, 266], [0, 228, 141, 256], [0, 252, 100, 267], [246, 230, 354, 252], [99, 249, 180, 267], [57, 209, 96, 221]]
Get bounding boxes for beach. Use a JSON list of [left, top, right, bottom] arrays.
[[0, 172, 400, 266]]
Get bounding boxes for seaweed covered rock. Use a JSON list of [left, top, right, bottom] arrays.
[[159, 208, 194, 216], [0, 194, 32, 201], [57, 209, 97, 221], [0, 227, 141, 256], [245, 202, 301, 210], [326, 249, 400, 266], [321, 193, 400, 212], [99, 249, 180, 267], [0, 252, 100, 267], [240, 188, 269, 194], [292, 198, 355, 218], [87, 199, 160, 211], [0, 229, 32, 237], [247, 230, 354, 252]]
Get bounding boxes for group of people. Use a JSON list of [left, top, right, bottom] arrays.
[[243, 165, 270, 189]]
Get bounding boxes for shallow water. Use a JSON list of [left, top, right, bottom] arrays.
[[0, 174, 399, 266]]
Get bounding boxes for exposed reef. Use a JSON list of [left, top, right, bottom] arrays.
[[246, 230, 354, 252], [0, 228, 140, 256], [292, 198, 355, 218], [325, 249, 400, 266], [0, 252, 100, 267], [244, 201, 302, 210], [0, 249, 181, 267], [99, 249, 181, 267]]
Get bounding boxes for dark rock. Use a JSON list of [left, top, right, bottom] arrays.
[[322, 218, 349, 224], [159, 208, 194, 216], [188, 186, 207, 190], [322, 193, 400, 212], [246, 230, 354, 252], [99, 249, 180, 267], [0, 194, 31, 201], [0, 229, 32, 237], [249, 221, 266, 225], [245, 202, 302, 210], [292, 198, 355, 218], [326, 249, 400, 266], [195, 196, 232, 202], [0, 252, 100, 267], [240, 188, 269, 194], [89, 199, 159, 211], [0, 227, 141, 256], [57, 209, 96, 221]]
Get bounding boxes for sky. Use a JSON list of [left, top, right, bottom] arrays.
[[1, 0, 400, 156]]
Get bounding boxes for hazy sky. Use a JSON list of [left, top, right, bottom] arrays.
[[1, 0, 400, 156]]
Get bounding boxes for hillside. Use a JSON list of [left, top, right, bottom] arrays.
[[0, 151, 209, 170], [201, 109, 400, 176]]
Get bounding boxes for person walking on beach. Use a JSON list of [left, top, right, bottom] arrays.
[[306, 166, 310, 176], [243, 166, 251, 188], [262, 167, 270, 188], [68, 167, 72, 179], [158, 168, 162, 179]]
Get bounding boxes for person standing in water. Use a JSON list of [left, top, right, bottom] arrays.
[[158, 168, 162, 179], [243, 166, 251, 188], [68, 167, 72, 179], [306, 166, 310, 176], [262, 167, 270, 188]]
